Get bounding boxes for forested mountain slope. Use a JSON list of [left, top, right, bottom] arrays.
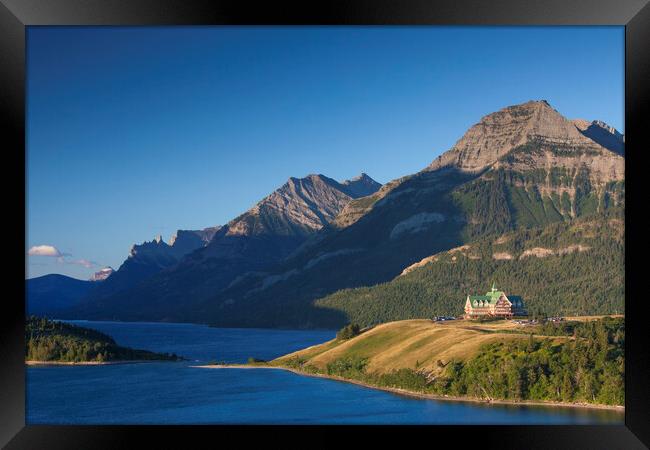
[[316, 213, 624, 327], [199, 101, 624, 328]]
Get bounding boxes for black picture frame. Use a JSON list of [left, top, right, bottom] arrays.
[[2, 1, 648, 448]]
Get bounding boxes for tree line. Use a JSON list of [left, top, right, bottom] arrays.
[[291, 317, 624, 406], [26, 316, 181, 362]]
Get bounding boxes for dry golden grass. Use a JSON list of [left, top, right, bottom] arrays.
[[273, 319, 568, 375], [564, 315, 623, 322]]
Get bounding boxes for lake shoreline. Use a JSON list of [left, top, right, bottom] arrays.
[[25, 360, 164, 366], [193, 364, 624, 413]]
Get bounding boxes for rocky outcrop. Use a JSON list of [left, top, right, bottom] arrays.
[[83, 226, 222, 301], [519, 245, 590, 259], [168, 227, 220, 256], [341, 173, 383, 198], [428, 101, 624, 185], [332, 177, 405, 229], [89, 267, 114, 282], [400, 254, 440, 276], [573, 119, 624, 156], [218, 174, 381, 240], [390, 212, 446, 239], [199, 174, 381, 260], [128, 226, 221, 266]]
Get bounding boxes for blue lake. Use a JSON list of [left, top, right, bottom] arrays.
[[26, 321, 623, 424]]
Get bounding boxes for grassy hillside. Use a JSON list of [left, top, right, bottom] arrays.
[[26, 316, 182, 363], [316, 213, 624, 327], [270, 317, 624, 406], [274, 319, 539, 373]]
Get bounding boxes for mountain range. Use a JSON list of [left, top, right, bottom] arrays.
[[63, 173, 382, 321], [35, 100, 624, 328], [195, 100, 624, 328]]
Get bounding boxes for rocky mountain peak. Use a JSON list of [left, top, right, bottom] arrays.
[[592, 120, 622, 137], [167, 226, 222, 255], [127, 226, 220, 262], [428, 100, 602, 172], [573, 118, 624, 156], [89, 267, 114, 282], [224, 173, 363, 238], [346, 172, 370, 182], [342, 173, 382, 198], [129, 237, 170, 259]]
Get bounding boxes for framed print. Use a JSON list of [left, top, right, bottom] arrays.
[[1, 0, 649, 448]]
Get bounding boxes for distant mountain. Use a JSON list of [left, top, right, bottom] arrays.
[[67, 173, 381, 321], [26, 274, 94, 317], [89, 267, 114, 282], [341, 173, 383, 198], [572, 119, 624, 156], [83, 226, 221, 302]]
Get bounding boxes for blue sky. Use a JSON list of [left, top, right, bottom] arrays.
[[26, 26, 624, 280]]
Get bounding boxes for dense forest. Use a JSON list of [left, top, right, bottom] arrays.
[[284, 317, 624, 406], [316, 213, 624, 327], [26, 316, 181, 362], [432, 317, 625, 405]]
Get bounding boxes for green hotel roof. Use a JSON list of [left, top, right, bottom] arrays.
[[469, 291, 523, 308], [467, 284, 524, 308], [469, 290, 504, 305]]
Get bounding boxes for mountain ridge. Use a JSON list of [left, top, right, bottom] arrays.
[[61, 100, 624, 328], [197, 100, 624, 328], [26, 274, 94, 317], [429, 100, 623, 175], [66, 173, 381, 321], [83, 225, 223, 302]]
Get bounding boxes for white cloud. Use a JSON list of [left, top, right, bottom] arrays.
[[28, 245, 64, 257], [28, 245, 100, 269], [68, 259, 98, 268]]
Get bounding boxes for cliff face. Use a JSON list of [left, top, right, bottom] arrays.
[[573, 118, 625, 156], [168, 227, 221, 256], [83, 226, 222, 302], [341, 173, 383, 198], [222, 174, 364, 239], [334, 101, 625, 232], [429, 100, 624, 184], [197, 173, 382, 260], [89, 267, 114, 282]]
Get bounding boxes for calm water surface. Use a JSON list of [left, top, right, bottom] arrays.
[[27, 321, 623, 424]]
